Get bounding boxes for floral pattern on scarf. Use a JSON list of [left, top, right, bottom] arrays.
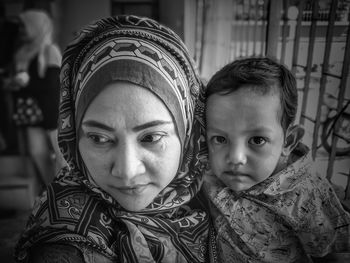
[[204, 143, 350, 263]]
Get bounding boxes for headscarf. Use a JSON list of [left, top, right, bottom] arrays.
[[16, 15, 209, 262], [15, 9, 54, 77]]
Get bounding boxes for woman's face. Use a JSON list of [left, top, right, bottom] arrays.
[[79, 81, 181, 211]]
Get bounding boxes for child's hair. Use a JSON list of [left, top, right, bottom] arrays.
[[206, 57, 298, 132]]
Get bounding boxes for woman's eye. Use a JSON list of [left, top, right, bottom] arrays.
[[249, 136, 266, 146], [211, 136, 227, 145], [141, 134, 164, 143], [88, 134, 111, 144]]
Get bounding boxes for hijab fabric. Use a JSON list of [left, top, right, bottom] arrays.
[[16, 15, 209, 262]]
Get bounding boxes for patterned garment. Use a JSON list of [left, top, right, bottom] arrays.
[[15, 15, 210, 263], [204, 143, 350, 263]]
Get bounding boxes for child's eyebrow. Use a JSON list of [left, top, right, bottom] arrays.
[[206, 125, 217, 131], [207, 125, 274, 134], [206, 126, 226, 133], [246, 126, 275, 134]]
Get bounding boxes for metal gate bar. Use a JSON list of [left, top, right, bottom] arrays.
[[299, 0, 319, 126], [280, 0, 289, 63], [291, 0, 306, 75], [261, 0, 269, 56], [311, 0, 338, 160], [252, 0, 259, 56], [266, 0, 282, 58], [326, 20, 350, 180], [245, 0, 251, 56]]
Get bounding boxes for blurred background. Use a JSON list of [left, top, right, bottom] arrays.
[[0, 0, 350, 261]]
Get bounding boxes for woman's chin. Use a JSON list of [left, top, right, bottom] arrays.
[[119, 200, 153, 212], [111, 190, 158, 212]]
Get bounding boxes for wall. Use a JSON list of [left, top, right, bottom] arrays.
[[56, 0, 110, 51], [159, 0, 184, 40], [56, 0, 187, 53]]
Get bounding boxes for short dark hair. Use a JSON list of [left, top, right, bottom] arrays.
[[206, 57, 298, 132]]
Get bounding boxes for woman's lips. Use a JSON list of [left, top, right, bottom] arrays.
[[115, 184, 149, 195]]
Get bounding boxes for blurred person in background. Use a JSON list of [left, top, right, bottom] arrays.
[[4, 9, 65, 185], [0, 6, 21, 154]]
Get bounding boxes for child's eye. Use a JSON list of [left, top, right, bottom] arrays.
[[88, 134, 112, 145], [141, 134, 164, 143], [211, 136, 227, 145], [248, 136, 266, 146]]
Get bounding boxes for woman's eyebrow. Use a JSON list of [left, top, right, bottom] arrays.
[[81, 120, 173, 132], [81, 120, 115, 131], [132, 120, 173, 132]]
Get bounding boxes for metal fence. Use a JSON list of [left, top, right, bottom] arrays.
[[196, 0, 350, 198]]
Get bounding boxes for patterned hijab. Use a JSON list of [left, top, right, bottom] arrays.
[[16, 15, 209, 262]]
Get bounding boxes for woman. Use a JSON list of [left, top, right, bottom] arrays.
[[15, 15, 210, 262], [10, 9, 63, 182]]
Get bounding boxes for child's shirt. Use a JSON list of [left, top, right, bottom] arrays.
[[204, 143, 350, 263]]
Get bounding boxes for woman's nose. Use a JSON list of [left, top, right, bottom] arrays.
[[226, 143, 247, 167], [112, 142, 146, 180]]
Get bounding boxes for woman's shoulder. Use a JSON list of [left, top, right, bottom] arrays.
[[29, 243, 85, 263], [28, 243, 116, 263], [43, 43, 62, 67]]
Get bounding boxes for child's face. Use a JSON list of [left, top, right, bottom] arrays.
[[206, 87, 286, 193]]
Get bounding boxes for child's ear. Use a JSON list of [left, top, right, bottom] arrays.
[[282, 125, 304, 156]]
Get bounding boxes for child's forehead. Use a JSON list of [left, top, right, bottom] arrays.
[[209, 86, 281, 109], [236, 83, 280, 96], [235, 86, 282, 114], [207, 86, 283, 128]]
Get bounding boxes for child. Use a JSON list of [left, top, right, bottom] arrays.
[[203, 57, 350, 263]]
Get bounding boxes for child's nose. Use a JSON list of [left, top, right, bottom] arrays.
[[227, 144, 247, 167]]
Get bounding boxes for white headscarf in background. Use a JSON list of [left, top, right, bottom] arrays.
[[14, 9, 54, 77]]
